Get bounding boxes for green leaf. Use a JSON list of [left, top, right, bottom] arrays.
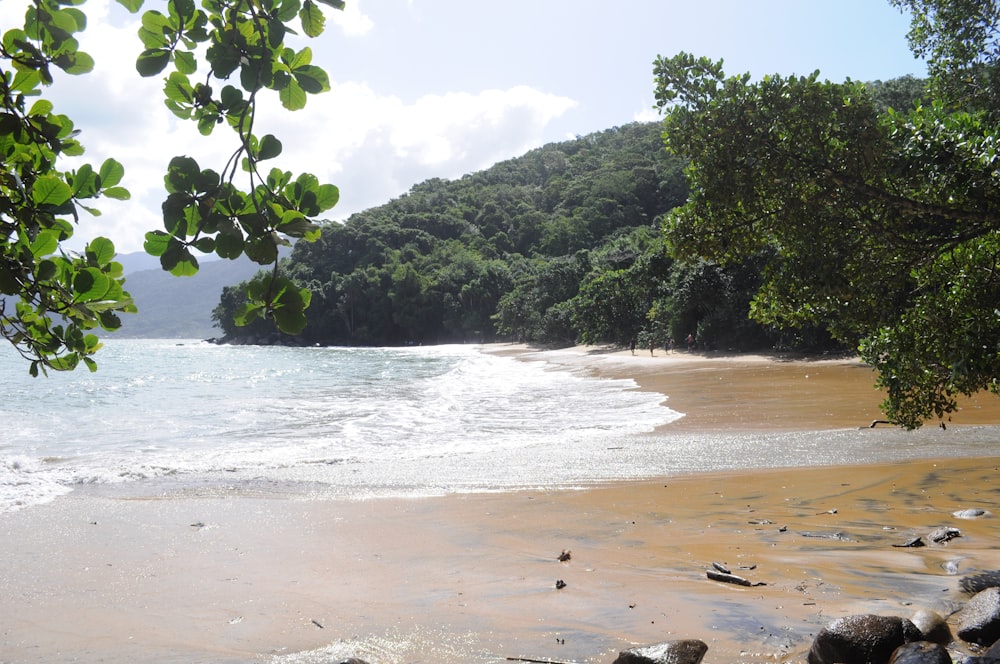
[[174, 50, 197, 75], [315, 0, 345, 8], [194, 236, 216, 253], [87, 237, 116, 266], [71, 163, 97, 197], [315, 183, 339, 211], [258, 134, 282, 160], [271, 279, 311, 334], [234, 301, 265, 327], [36, 259, 58, 281], [278, 79, 307, 111], [293, 64, 329, 94], [143, 230, 170, 256], [73, 268, 112, 302], [55, 50, 95, 75], [32, 175, 73, 206], [48, 354, 81, 371], [11, 69, 41, 94], [168, 249, 199, 276], [102, 186, 130, 200], [115, 0, 144, 13], [215, 228, 244, 259], [30, 229, 60, 257], [299, 1, 325, 38], [163, 71, 193, 105], [288, 46, 313, 70], [98, 158, 125, 188], [136, 48, 171, 76], [164, 155, 201, 193]]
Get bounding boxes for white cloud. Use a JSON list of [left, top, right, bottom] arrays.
[[249, 83, 577, 226], [331, 1, 375, 36]]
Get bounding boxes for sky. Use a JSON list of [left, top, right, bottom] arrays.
[[2, 0, 926, 255]]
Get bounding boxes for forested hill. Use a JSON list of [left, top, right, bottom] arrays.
[[212, 121, 832, 351]]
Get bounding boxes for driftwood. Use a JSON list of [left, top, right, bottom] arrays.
[[707, 570, 767, 587]]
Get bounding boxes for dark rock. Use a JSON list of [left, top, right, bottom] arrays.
[[910, 609, 952, 645], [928, 527, 962, 543], [807, 614, 922, 664], [894, 536, 926, 548], [613, 640, 708, 664], [958, 587, 1000, 646], [963, 572, 1000, 595], [337, 659, 370, 664], [889, 641, 952, 663]]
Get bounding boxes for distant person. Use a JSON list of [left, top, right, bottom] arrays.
[[686, 333, 695, 351], [630, 338, 637, 355], [649, 338, 655, 356]]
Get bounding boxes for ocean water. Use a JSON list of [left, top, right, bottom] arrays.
[[0, 339, 682, 512], [4, 339, 1000, 514]]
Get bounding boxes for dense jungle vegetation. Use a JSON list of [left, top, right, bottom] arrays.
[[211, 121, 837, 352]]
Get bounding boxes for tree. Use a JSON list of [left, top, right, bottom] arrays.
[[653, 3, 1000, 427], [1, 0, 342, 374]]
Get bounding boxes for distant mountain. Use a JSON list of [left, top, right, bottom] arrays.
[[116, 253, 264, 339]]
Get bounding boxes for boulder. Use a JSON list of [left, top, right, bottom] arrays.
[[959, 587, 1000, 646], [807, 614, 921, 664], [909, 608, 952, 645], [888, 641, 951, 663], [612, 639, 709, 664]]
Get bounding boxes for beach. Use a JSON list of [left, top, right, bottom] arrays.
[[3, 346, 1000, 663]]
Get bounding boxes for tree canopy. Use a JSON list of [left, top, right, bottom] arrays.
[[1, 0, 341, 374], [653, 1, 1000, 428], [212, 121, 839, 355]]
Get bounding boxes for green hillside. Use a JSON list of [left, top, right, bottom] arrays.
[[212, 121, 830, 352]]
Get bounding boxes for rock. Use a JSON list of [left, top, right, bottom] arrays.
[[893, 536, 926, 548], [613, 640, 708, 664], [961, 641, 1000, 664], [958, 587, 1000, 646], [337, 659, 370, 664], [910, 608, 952, 645], [888, 641, 952, 663], [954, 508, 988, 519], [928, 527, 962, 543], [962, 571, 1000, 595], [807, 614, 922, 664]]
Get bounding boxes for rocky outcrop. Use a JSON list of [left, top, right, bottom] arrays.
[[612, 640, 708, 664], [806, 614, 922, 664], [887, 641, 951, 663], [959, 587, 1000, 646]]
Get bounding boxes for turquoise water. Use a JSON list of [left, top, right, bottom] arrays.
[[3, 339, 999, 513], [1, 340, 678, 511]]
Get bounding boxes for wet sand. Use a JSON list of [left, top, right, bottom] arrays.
[[3, 346, 1000, 663]]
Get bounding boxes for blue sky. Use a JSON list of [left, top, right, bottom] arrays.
[[2, 1, 925, 254]]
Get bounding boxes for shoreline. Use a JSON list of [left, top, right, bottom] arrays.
[[488, 342, 1000, 432], [3, 345, 1000, 663]]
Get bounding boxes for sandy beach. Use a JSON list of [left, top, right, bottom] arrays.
[[3, 345, 1000, 663]]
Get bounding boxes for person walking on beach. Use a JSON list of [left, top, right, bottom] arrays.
[[686, 333, 695, 351]]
